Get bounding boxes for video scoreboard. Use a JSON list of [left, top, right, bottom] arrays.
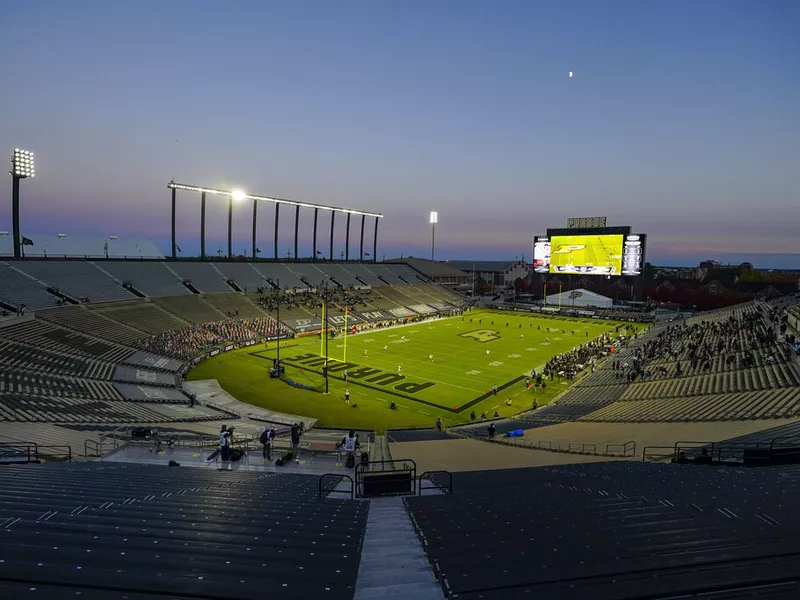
[[534, 225, 646, 277]]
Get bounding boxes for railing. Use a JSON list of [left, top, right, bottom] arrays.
[[642, 445, 677, 462], [355, 458, 417, 498], [606, 441, 636, 457], [0, 444, 72, 464], [419, 470, 452, 495], [318, 474, 354, 500], [568, 442, 596, 454]]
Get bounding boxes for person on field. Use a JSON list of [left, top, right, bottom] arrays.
[[345, 388, 350, 403]]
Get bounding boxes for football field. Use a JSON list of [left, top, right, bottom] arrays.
[[187, 309, 642, 431]]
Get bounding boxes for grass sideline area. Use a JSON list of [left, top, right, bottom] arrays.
[[187, 309, 644, 431]]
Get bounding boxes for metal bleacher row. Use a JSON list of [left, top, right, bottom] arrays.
[[405, 461, 800, 599], [0, 464, 368, 599]]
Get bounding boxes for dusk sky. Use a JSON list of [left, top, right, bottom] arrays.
[[1, 1, 798, 267]]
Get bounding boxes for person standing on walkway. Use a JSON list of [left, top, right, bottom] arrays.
[[435, 417, 442, 432], [219, 425, 232, 469], [291, 423, 301, 462], [260, 425, 273, 461]]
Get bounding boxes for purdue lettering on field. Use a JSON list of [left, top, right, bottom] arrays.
[[284, 353, 436, 395]]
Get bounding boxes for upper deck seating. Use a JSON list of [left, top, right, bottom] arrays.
[[15, 261, 135, 302], [165, 262, 232, 292], [0, 262, 60, 310], [100, 262, 189, 297]]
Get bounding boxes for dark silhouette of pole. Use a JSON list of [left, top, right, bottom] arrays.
[[276, 278, 281, 365], [359, 215, 365, 262], [294, 205, 300, 261], [251, 199, 258, 260], [324, 283, 329, 394], [373, 217, 379, 263], [200, 192, 206, 259], [12, 177, 21, 259], [312, 208, 319, 261], [345, 213, 351, 261], [171, 186, 177, 259], [329, 211, 336, 260], [227, 195, 234, 257], [273, 203, 280, 259]]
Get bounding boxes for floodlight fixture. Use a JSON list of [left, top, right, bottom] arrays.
[[430, 211, 438, 261], [166, 181, 383, 218], [11, 148, 35, 178], [231, 189, 246, 202]]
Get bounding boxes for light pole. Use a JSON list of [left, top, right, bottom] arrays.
[[229, 189, 246, 258], [429, 211, 438, 261], [10, 149, 35, 259]]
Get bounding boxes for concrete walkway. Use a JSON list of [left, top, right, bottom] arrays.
[[354, 497, 443, 600], [182, 379, 317, 428]]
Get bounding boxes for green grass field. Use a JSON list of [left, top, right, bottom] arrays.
[[187, 309, 642, 431]]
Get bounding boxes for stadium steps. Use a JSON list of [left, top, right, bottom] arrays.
[[354, 497, 443, 600]]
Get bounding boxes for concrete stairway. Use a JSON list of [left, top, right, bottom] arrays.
[[354, 497, 443, 599]]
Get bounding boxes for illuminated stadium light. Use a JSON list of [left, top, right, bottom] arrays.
[[430, 210, 438, 261], [168, 180, 383, 263], [166, 182, 383, 218], [11, 148, 35, 178], [10, 147, 36, 259]]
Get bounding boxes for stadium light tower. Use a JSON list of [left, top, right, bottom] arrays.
[[10, 149, 35, 259], [429, 211, 438, 261], [228, 189, 246, 257]]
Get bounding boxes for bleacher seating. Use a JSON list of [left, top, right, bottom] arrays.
[[0, 392, 180, 423], [254, 263, 308, 289], [1, 319, 134, 363], [582, 387, 800, 422], [92, 301, 188, 333], [0, 262, 60, 310], [153, 294, 226, 323], [0, 464, 368, 599], [203, 292, 264, 318], [37, 305, 145, 346], [100, 262, 190, 296], [0, 369, 123, 401], [0, 338, 114, 380], [406, 461, 800, 599], [166, 261, 233, 292], [15, 261, 134, 302], [214, 262, 269, 290]]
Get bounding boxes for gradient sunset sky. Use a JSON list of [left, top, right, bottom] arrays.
[[1, 0, 798, 266]]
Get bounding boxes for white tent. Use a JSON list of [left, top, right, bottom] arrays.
[[545, 288, 612, 309]]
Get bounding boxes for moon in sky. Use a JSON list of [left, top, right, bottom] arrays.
[[568, 71, 573, 78]]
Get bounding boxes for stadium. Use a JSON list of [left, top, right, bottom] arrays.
[[2, 5, 800, 600]]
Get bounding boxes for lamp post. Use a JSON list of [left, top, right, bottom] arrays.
[[429, 211, 438, 261], [10, 149, 35, 259]]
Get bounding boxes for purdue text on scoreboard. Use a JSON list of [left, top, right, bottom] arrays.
[[567, 216, 607, 228]]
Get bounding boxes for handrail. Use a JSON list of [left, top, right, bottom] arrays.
[[0, 443, 71, 463], [606, 440, 636, 457], [319, 474, 354, 500], [642, 445, 677, 462], [419, 470, 452, 495], [568, 442, 596, 454]]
